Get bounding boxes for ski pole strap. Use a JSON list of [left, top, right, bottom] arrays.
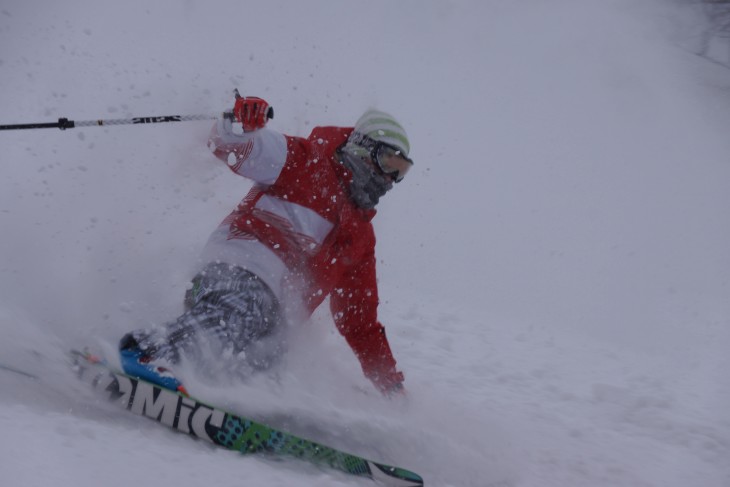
[[0, 113, 232, 131]]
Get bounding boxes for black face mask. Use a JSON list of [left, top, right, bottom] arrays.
[[340, 149, 394, 209]]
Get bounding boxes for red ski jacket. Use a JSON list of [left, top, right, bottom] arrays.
[[204, 120, 404, 394]]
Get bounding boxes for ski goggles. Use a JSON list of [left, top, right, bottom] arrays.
[[350, 132, 413, 183]]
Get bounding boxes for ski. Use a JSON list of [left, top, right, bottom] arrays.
[[69, 350, 423, 486]]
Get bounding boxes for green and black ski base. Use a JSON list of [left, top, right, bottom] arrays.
[[69, 350, 423, 486]]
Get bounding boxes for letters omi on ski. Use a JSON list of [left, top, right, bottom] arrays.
[[111, 373, 225, 442]]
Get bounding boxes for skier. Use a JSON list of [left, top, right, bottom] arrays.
[[118, 96, 414, 397]]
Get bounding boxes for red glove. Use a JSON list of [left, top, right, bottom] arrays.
[[233, 96, 273, 132]]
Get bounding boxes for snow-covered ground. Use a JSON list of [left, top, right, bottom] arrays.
[[1, 1, 729, 486]]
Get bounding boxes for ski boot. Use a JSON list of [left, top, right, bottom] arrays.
[[118, 334, 188, 395]]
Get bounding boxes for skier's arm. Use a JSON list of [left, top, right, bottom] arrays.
[[207, 117, 288, 185], [330, 250, 405, 396]]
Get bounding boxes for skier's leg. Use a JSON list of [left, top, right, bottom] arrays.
[[119, 263, 284, 383]]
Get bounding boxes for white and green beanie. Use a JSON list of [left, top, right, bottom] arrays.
[[345, 109, 410, 157]]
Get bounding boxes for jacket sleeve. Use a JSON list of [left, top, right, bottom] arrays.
[[329, 249, 404, 394], [207, 118, 288, 185]]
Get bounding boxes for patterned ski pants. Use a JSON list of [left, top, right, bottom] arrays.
[[123, 263, 285, 376]]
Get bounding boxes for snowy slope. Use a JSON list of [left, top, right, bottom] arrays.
[[1, 1, 729, 486]]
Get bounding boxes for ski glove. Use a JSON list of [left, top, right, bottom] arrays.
[[371, 369, 406, 398], [383, 380, 406, 399], [233, 96, 273, 132]]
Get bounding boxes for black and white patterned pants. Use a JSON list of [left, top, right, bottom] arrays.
[[121, 262, 285, 377]]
